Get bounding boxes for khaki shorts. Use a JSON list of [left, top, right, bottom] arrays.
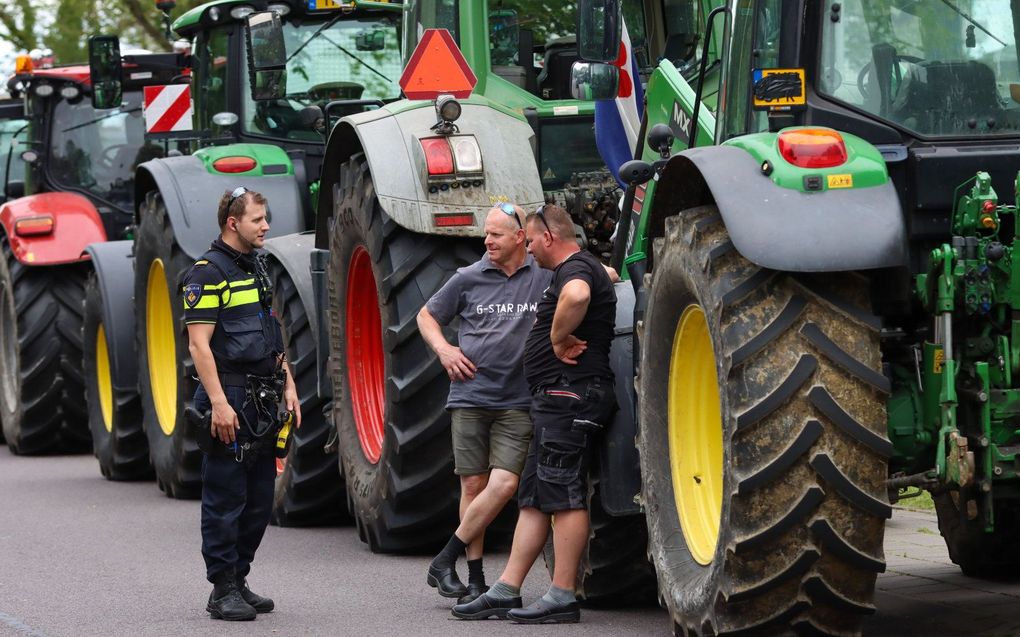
[[451, 408, 533, 476]]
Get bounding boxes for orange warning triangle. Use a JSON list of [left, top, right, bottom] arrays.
[[399, 29, 477, 100]]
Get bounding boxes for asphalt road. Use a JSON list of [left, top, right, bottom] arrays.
[[3, 449, 1020, 637]]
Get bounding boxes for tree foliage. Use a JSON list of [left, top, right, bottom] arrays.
[[3, 0, 207, 66]]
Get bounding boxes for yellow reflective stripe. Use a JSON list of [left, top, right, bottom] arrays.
[[194, 260, 209, 265], [190, 295, 220, 310], [229, 278, 255, 288], [203, 280, 228, 291], [223, 288, 260, 308]]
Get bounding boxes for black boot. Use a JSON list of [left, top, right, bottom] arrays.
[[236, 576, 275, 613], [206, 571, 256, 621]]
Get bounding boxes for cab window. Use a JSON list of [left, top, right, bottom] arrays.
[[487, 1, 579, 100], [242, 16, 403, 142], [194, 27, 231, 130]]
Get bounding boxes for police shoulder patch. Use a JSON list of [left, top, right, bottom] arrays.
[[184, 283, 203, 308]]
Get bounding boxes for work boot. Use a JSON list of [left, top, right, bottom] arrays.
[[206, 572, 256, 621], [236, 577, 275, 613]]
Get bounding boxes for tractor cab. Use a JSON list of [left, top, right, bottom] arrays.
[[8, 53, 183, 239], [167, 0, 405, 181]]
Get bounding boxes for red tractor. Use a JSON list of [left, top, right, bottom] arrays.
[[0, 52, 184, 455]]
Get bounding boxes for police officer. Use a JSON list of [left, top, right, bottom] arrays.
[[183, 186, 301, 621]]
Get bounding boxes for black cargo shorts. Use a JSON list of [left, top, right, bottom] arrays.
[[517, 375, 617, 513]]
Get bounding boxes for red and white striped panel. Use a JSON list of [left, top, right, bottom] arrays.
[[142, 84, 193, 134]]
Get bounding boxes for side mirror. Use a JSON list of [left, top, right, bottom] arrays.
[[576, 0, 621, 63], [5, 180, 25, 200], [570, 62, 619, 101], [245, 11, 287, 101], [88, 36, 123, 110]]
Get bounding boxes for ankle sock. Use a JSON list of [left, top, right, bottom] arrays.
[[487, 580, 521, 600], [541, 585, 576, 606], [467, 558, 485, 586], [432, 534, 467, 568]]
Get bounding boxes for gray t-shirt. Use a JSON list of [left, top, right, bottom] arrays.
[[426, 253, 552, 409]]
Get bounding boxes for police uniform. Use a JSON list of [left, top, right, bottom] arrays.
[[182, 237, 284, 589]]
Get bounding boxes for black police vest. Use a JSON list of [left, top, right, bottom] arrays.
[[201, 248, 284, 367]]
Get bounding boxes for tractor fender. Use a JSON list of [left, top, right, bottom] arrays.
[[0, 192, 106, 265], [83, 240, 137, 393], [262, 232, 318, 343], [317, 102, 544, 242], [134, 154, 306, 260], [648, 145, 907, 271], [598, 281, 642, 517]]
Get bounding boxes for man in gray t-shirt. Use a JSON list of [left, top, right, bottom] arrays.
[[418, 203, 551, 605]]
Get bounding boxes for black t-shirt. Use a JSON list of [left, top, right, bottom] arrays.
[[523, 250, 616, 392]]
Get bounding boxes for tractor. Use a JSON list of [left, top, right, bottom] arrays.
[[569, 0, 1020, 634], [242, 0, 662, 601], [0, 51, 183, 455], [80, 0, 403, 527]]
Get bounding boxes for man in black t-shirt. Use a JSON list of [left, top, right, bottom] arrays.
[[452, 204, 616, 624]]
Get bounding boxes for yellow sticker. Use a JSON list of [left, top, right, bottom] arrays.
[[488, 194, 509, 205], [827, 174, 853, 189], [933, 348, 944, 374]]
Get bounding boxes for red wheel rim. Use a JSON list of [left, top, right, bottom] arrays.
[[346, 246, 385, 464]]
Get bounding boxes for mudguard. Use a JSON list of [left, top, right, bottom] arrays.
[[262, 232, 318, 342], [0, 192, 106, 265], [598, 281, 642, 517], [652, 145, 907, 271], [134, 154, 306, 260], [84, 241, 137, 394], [318, 102, 545, 239]]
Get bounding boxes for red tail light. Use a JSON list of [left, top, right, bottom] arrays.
[[212, 156, 257, 173], [777, 128, 848, 169], [419, 138, 455, 176], [15, 215, 54, 236], [433, 213, 474, 227]]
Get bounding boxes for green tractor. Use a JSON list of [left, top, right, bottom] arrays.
[[244, 0, 658, 600], [81, 0, 407, 527], [570, 0, 1020, 634]]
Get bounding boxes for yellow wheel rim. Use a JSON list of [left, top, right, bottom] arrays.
[[668, 304, 723, 566], [146, 258, 177, 436], [96, 323, 114, 433]]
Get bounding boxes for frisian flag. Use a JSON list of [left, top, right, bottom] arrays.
[[594, 17, 644, 188]]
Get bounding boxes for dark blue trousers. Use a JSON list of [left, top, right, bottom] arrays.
[[195, 384, 276, 583]]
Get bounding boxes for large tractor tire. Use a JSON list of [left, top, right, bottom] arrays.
[[83, 272, 151, 480], [270, 258, 347, 526], [135, 191, 202, 498], [934, 488, 1020, 577], [327, 153, 481, 553], [0, 237, 90, 454], [636, 207, 891, 636]]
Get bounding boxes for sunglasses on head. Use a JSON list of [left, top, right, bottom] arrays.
[[534, 205, 552, 234], [497, 202, 522, 229], [227, 185, 248, 212]]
